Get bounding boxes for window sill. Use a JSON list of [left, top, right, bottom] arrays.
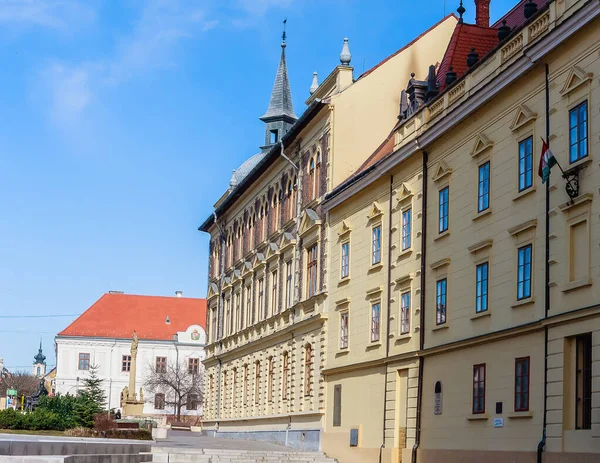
[[513, 187, 536, 202], [508, 411, 534, 419], [511, 297, 535, 309], [397, 248, 412, 260], [434, 230, 450, 242], [338, 277, 351, 287], [431, 324, 449, 332], [366, 342, 382, 350], [396, 332, 412, 341], [561, 278, 592, 293], [467, 414, 488, 421], [368, 263, 384, 273], [470, 311, 491, 321], [565, 156, 592, 175], [472, 208, 492, 221], [336, 349, 350, 357]]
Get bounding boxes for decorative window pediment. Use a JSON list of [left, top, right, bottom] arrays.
[[367, 202, 384, 221], [509, 104, 537, 132], [207, 282, 219, 299], [253, 252, 266, 267], [396, 184, 413, 205], [337, 221, 352, 239], [241, 260, 253, 276], [471, 133, 494, 158], [508, 219, 537, 237], [468, 239, 493, 254], [560, 66, 593, 97], [430, 258, 451, 270], [366, 286, 383, 298], [278, 232, 296, 250], [432, 160, 452, 183], [299, 208, 321, 237], [265, 242, 280, 260]]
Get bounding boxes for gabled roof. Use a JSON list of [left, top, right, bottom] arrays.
[[261, 43, 297, 121], [358, 14, 458, 80], [57, 293, 206, 342]]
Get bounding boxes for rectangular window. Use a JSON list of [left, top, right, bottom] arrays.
[[243, 365, 248, 405], [518, 137, 533, 191], [78, 353, 90, 371], [478, 162, 490, 212], [569, 101, 588, 163], [304, 345, 312, 396], [515, 357, 530, 412], [188, 358, 199, 375], [187, 393, 198, 411], [285, 261, 293, 308], [372, 226, 382, 265], [576, 334, 592, 430], [333, 384, 342, 427], [257, 278, 264, 320], [155, 357, 167, 374], [371, 303, 381, 342], [282, 354, 289, 400], [121, 355, 131, 372], [402, 209, 411, 250], [517, 245, 532, 300], [255, 362, 261, 404], [476, 262, 488, 313], [473, 364, 486, 414], [211, 307, 217, 342], [439, 187, 449, 233], [340, 312, 349, 349], [436, 279, 447, 325], [235, 292, 241, 331], [307, 244, 318, 298], [154, 393, 165, 410], [271, 270, 278, 316], [341, 242, 350, 279], [400, 292, 411, 335], [246, 285, 252, 326]]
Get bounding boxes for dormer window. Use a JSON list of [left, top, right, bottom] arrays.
[[270, 130, 279, 144]]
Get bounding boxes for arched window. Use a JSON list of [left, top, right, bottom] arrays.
[[315, 150, 322, 198], [223, 370, 228, 413], [304, 344, 312, 396], [268, 357, 274, 403], [232, 368, 237, 409], [254, 361, 261, 404], [282, 352, 289, 400]]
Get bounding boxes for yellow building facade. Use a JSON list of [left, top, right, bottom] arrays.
[[321, 0, 600, 462], [199, 19, 456, 450]]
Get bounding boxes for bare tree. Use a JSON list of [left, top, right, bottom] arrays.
[[143, 360, 203, 420], [0, 371, 39, 398]]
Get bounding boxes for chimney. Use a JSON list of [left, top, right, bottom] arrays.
[[475, 0, 491, 27], [175, 291, 183, 298]]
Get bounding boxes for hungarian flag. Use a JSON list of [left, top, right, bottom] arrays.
[[538, 140, 556, 183]]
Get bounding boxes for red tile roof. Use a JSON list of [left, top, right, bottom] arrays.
[[359, 14, 458, 80], [58, 293, 206, 341], [436, 23, 499, 91]]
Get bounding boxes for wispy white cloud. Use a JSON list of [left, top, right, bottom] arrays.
[[0, 0, 94, 30]]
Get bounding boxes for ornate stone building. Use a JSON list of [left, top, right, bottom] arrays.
[[320, 0, 600, 462], [199, 20, 457, 450]]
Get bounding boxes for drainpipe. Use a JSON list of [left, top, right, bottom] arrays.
[[280, 140, 299, 171], [537, 62, 551, 463], [212, 211, 226, 424], [379, 174, 394, 463], [412, 149, 428, 463]]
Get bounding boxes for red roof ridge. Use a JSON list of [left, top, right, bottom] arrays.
[[359, 13, 458, 80]]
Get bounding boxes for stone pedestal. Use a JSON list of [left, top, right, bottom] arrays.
[[122, 399, 144, 417]]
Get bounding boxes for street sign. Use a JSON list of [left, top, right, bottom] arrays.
[[6, 389, 17, 396]]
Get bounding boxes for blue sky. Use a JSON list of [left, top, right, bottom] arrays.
[[0, 0, 518, 370]]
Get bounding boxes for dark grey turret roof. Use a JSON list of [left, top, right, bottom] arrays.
[[261, 43, 297, 121]]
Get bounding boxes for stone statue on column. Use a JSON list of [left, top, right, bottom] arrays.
[[122, 330, 144, 416]]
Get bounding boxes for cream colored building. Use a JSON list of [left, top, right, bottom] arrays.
[[199, 20, 457, 450], [321, 0, 600, 462]]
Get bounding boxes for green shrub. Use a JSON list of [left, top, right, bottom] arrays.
[[0, 409, 24, 429]]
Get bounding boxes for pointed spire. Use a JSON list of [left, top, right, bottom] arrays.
[[340, 37, 352, 66], [261, 19, 297, 121], [457, 0, 466, 23], [34, 337, 46, 365], [309, 72, 319, 94]]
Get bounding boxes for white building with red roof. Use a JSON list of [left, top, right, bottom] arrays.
[[54, 291, 207, 418]]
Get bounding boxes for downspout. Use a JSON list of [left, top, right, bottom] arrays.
[[537, 62, 551, 463], [412, 149, 428, 463], [379, 174, 395, 463], [280, 140, 299, 171]]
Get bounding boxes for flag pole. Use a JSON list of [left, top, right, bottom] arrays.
[[540, 136, 577, 197]]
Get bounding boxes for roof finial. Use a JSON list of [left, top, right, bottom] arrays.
[[340, 37, 351, 66], [309, 71, 319, 94], [282, 18, 287, 48], [457, 0, 466, 23]]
